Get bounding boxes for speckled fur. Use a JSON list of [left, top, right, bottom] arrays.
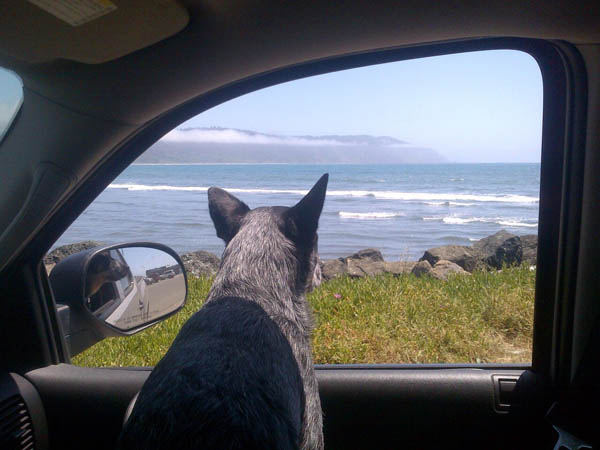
[[208, 208, 324, 450], [118, 175, 327, 450]]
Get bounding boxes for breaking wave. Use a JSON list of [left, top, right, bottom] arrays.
[[424, 201, 474, 206], [109, 184, 538, 204], [339, 211, 405, 219], [110, 184, 209, 192], [423, 215, 538, 228]]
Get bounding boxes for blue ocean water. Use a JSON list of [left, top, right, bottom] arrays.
[[54, 164, 540, 260]]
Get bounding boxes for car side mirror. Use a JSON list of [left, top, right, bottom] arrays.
[[49, 242, 187, 357]]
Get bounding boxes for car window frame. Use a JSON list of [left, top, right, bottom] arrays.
[[22, 37, 586, 380]]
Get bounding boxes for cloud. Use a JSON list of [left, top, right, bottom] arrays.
[[161, 128, 357, 147]]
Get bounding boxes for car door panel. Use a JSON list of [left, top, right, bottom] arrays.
[[25, 364, 549, 449]]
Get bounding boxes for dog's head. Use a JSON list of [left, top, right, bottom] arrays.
[[86, 251, 130, 297], [208, 174, 328, 293]]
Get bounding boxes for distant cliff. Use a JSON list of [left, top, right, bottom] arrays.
[[136, 127, 448, 164]]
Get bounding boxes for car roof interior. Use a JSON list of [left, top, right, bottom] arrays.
[[0, 1, 599, 448]]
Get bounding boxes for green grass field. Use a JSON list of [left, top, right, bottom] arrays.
[[73, 266, 535, 367]]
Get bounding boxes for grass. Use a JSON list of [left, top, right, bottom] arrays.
[[73, 266, 535, 367]]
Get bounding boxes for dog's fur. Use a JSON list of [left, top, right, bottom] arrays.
[[85, 251, 129, 298], [118, 174, 328, 450]]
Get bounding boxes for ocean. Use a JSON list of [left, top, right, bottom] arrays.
[[54, 163, 540, 261]]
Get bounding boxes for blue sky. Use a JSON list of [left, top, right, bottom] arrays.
[[120, 247, 179, 277], [182, 50, 543, 163]]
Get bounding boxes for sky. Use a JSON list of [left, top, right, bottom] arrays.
[[181, 50, 543, 163], [120, 247, 179, 277]]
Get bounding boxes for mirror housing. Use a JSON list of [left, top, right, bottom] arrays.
[[49, 242, 187, 357]]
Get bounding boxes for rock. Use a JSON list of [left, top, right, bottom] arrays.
[[420, 230, 534, 273], [321, 258, 348, 280], [411, 260, 432, 277], [321, 248, 415, 280], [321, 248, 386, 280], [346, 248, 386, 277], [492, 235, 522, 269], [383, 261, 416, 275], [420, 245, 480, 272], [473, 230, 522, 269], [347, 258, 385, 278], [429, 260, 469, 280], [349, 248, 384, 262], [44, 241, 105, 274], [180, 250, 221, 277], [520, 234, 538, 265], [472, 230, 516, 254], [44, 241, 105, 265]]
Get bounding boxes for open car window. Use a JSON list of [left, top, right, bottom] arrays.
[[47, 49, 543, 366]]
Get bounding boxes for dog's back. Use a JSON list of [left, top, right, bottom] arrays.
[[119, 296, 304, 450]]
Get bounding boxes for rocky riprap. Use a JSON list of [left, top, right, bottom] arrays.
[[321, 248, 416, 280], [45, 230, 536, 281], [320, 230, 537, 281], [179, 250, 221, 278]]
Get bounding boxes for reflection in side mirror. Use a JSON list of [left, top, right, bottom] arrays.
[[49, 242, 187, 356], [84, 247, 186, 332]]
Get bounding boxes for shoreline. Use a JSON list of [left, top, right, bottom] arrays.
[[46, 230, 537, 282]]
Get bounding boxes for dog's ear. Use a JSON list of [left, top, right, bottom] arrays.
[[284, 173, 328, 244], [208, 187, 250, 243]]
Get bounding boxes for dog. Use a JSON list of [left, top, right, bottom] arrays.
[[85, 251, 130, 298], [118, 174, 328, 450]]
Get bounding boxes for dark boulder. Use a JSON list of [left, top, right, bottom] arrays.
[[180, 250, 221, 278], [472, 230, 517, 254], [520, 234, 538, 266], [473, 230, 522, 269]]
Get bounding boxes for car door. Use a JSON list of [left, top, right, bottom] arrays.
[[0, 37, 593, 450]]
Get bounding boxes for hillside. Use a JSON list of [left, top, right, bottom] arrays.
[[136, 127, 447, 164]]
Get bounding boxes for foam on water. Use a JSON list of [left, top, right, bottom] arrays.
[[339, 211, 405, 219], [423, 215, 538, 228], [424, 201, 474, 206], [110, 184, 538, 204]]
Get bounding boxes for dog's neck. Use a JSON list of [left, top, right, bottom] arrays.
[[207, 210, 314, 336]]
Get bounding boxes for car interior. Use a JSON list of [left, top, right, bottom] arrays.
[[0, 1, 599, 449]]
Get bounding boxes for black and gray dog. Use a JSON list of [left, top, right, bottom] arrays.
[[85, 251, 129, 298], [118, 174, 328, 450]]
